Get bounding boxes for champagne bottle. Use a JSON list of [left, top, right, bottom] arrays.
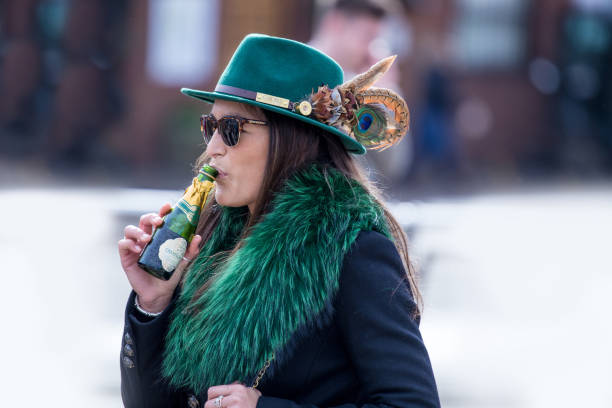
[[137, 165, 217, 280]]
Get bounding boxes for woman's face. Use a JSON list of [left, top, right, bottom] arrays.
[[206, 100, 270, 214]]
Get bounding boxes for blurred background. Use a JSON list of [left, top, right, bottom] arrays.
[[1, 0, 611, 406]]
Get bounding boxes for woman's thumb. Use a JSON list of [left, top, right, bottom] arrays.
[[186, 234, 202, 260]]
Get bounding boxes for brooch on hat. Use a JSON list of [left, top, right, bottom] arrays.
[[294, 56, 409, 151]]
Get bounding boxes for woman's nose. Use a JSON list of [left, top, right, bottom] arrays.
[[205, 129, 226, 157]]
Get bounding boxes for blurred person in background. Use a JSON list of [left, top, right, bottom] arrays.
[[0, 0, 126, 174], [0, 0, 44, 156], [555, 6, 612, 173], [118, 34, 439, 408], [0, 38, 42, 154], [410, 67, 460, 185], [45, 0, 125, 171], [310, 0, 413, 184], [310, 0, 388, 78]]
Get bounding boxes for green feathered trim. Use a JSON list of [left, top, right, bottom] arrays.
[[161, 164, 391, 395]]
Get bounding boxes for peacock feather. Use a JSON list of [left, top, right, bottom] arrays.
[[352, 104, 390, 148], [353, 87, 410, 151], [305, 55, 410, 151]]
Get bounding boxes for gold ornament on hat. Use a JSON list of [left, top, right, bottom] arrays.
[[307, 55, 410, 151], [295, 100, 313, 116]]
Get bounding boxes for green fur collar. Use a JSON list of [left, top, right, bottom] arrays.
[[161, 164, 390, 395]]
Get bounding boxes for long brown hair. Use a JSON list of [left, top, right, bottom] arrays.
[[191, 103, 423, 315]]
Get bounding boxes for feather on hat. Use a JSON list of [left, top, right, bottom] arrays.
[[304, 55, 410, 151]]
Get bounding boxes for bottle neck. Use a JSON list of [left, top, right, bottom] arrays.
[[180, 166, 216, 210], [197, 165, 217, 183]]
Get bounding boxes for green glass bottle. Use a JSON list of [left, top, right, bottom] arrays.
[[137, 165, 217, 280]]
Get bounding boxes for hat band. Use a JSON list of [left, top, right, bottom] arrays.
[[215, 84, 294, 110]]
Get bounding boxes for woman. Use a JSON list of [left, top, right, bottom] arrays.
[[118, 34, 440, 408]]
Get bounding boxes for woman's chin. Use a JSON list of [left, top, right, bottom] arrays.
[[214, 190, 229, 206], [214, 190, 241, 208]]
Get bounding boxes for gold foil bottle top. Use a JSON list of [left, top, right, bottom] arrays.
[[182, 165, 218, 208], [182, 180, 207, 209]]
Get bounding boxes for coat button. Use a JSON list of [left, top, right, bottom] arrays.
[[123, 344, 134, 357], [122, 356, 135, 369], [124, 332, 133, 345], [187, 394, 200, 408]]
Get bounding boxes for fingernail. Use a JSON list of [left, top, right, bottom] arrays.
[[142, 233, 150, 240], [135, 245, 142, 251]]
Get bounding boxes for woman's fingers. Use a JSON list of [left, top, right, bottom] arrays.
[[203, 395, 238, 408], [135, 203, 170, 235], [118, 238, 142, 254], [207, 384, 243, 400], [138, 212, 164, 235], [184, 234, 202, 261], [159, 202, 172, 217], [120, 224, 148, 254], [124, 225, 151, 244]]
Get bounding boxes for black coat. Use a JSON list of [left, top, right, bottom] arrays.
[[120, 230, 441, 408]]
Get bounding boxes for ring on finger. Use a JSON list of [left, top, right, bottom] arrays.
[[214, 395, 224, 408]]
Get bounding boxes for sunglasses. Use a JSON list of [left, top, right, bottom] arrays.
[[200, 114, 269, 147]]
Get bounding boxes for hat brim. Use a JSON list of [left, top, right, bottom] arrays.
[[181, 88, 366, 155]]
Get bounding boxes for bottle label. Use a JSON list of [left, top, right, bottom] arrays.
[[158, 237, 188, 272], [178, 179, 214, 224], [176, 200, 200, 224]]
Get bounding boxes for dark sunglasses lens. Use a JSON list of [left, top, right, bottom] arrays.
[[220, 118, 240, 146], [202, 116, 215, 144]]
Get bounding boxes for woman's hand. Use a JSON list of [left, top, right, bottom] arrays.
[[118, 202, 202, 313], [206, 383, 262, 408]]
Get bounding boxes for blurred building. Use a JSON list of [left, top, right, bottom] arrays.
[[0, 0, 610, 189]]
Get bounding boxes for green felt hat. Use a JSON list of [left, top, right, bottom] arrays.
[[181, 33, 366, 154]]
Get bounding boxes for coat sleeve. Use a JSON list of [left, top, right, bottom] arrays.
[[257, 230, 441, 408], [120, 288, 181, 408]]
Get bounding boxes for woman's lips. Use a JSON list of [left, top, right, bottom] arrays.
[[210, 165, 227, 179]]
